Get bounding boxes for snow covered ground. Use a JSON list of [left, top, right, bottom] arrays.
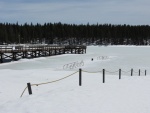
[[0, 46, 150, 113]]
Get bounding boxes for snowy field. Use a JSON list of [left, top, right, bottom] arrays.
[[0, 46, 150, 113]]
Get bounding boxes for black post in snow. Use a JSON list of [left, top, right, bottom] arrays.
[[27, 83, 32, 95], [131, 69, 133, 76], [79, 68, 82, 86], [119, 69, 121, 79], [103, 69, 105, 83]]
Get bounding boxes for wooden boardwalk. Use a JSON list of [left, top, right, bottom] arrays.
[[0, 45, 86, 63]]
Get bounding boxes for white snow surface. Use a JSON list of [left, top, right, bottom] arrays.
[[0, 46, 150, 113]]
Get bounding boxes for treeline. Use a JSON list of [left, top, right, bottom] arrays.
[[0, 22, 150, 45]]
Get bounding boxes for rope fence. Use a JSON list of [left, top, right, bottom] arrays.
[[20, 68, 147, 98], [81, 68, 147, 83], [121, 70, 131, 73], [105, 70, 119, 73], [133, 70, 139, 73], [20, 71, 78, 98], [82, 70, 102, 73]]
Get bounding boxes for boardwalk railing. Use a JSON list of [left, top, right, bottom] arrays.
[[0, 45, 86, 63], [0, 45, 65, 53]]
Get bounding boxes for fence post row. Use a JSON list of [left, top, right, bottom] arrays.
[[103, 69, 105, 83], [79, 68, 82, 86], [27, 83, 32, 95], [25, 68, 146, 96], [119, 69, 121, 79]]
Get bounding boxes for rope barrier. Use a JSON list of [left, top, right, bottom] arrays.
[[32, 71, 78, 86], [20, 68, 147, 98], [133, 70, 139, 73], [140, 70, 145, 73], [20, 87, 27, 98], [122, 70, 131, 73], [105, 70, 119, 73], [20, 71, 78, 98], [82, 70, 102, 73], [140, 70, 143, 73]]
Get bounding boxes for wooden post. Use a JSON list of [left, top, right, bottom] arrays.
[[75, 49, 77, 54], [78, 49, 80, 54], [27, 83, 32, 95], [103, 69, 105, 83], [39, 51, 41, 57], [23, 52, 27, 58], [79, 68, 82, 86], [119, 69, 121, 79], [12, 52, 17, 61], [22, 52, 25, 58], [32, 51, 34, 58], [35, 51, 37, 57], [0, 53, 3, 63], [63, 49, 65, 54], [45, 50, 46, 56], [139, 69, 140, 76], [131, 69, 133, 76], [55, 49, 57, 55], [145, 70, 146, 76], [59, 49, 61, 55]]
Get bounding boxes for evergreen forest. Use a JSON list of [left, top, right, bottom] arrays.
[[0, 22, 150, 45]]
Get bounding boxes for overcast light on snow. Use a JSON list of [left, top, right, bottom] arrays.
[[0, 46, 150, 113]]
